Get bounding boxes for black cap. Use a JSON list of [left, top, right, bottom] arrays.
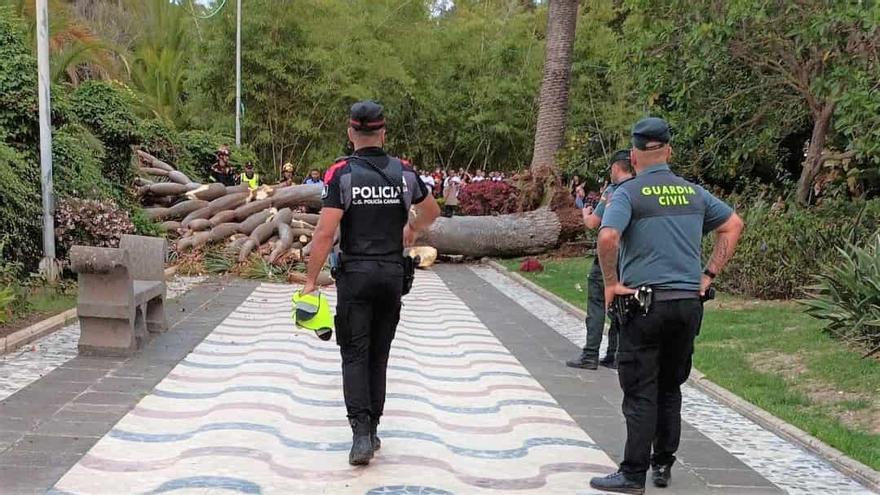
[[632, 117, 671, 150], [349, 100, 385, 131], [608, 149, 631, 166], [245, 162, 254, 169]]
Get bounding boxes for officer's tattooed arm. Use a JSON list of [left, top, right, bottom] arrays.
[[705, 212, 744, 276], [597, 228, 621, 287]]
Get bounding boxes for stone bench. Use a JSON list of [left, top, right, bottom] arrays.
[[69, 235, 168, 356]]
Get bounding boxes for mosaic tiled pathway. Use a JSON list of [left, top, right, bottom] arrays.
[[50, 273, 617, 494]]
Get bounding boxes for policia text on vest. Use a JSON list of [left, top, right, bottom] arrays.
[[301, 100, 441, 468]]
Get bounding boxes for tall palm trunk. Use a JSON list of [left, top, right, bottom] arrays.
[[530, 0, 579, 173]]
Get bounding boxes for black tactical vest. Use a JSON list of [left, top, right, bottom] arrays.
[[340, 156, 411, 256]]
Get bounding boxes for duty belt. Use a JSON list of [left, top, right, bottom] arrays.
[[339, 253, 405, 264], [652, 289, 701, 302]]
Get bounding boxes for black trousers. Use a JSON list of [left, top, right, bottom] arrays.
[[585, 257, 619, 358], [334, 260, 404, 422], [617, 298, 703, 477]]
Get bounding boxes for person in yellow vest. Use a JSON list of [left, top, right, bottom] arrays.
[[241, 162, 260, 190]]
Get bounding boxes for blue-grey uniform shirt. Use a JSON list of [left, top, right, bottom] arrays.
[[593, 183, 618, 220], [600, 164, 733, 291]]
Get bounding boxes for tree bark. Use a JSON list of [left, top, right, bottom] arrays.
[[797, 102, 835, 205], [529, 0, 579, 172], [422, 207, 561, 257]]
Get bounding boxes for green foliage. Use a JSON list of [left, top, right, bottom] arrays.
[[0, 143, 41, 269], [0, 286, 16, 324], [204, 246, 236, 275], [53, 124, 113, 200], [802, 235, 880, 352], [129, 207, 163, 238], [0, 6, 37, 147], [177, 129, 232, 182], [706, 199, 880, 299], [69, 81, 141, 186]]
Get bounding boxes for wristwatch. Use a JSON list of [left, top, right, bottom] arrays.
[[703, 268, 717, 279]]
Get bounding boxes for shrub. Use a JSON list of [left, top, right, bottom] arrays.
[[54, 198, 135, 260], [801, 235, 880, 352], [0, 143, 41, 270], [178, 129, 231, 182], [458, 181, 519, 216], [706, 199, 880, 299], [69, 81, 141, 186], [0, 8, 37, 147], [139, 119, 182, 167], [53, 124, 114, 200]]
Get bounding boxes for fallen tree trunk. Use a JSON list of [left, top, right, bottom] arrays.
[[422, 207, 561, 257]]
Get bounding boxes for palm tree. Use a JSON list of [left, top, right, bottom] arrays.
[[530, 0, 579, 173]]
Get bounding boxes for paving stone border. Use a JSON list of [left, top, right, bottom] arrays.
[[485, 259, 880, 493]]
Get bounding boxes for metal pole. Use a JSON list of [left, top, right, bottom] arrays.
[[234, 0, 242, 146], [36, 0, 58, 281]]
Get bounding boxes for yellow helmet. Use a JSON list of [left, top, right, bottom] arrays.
[[282, 162, 294, 173], [291, 290, 333, 341]]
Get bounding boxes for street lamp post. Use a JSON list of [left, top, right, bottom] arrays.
[[36, 0, 59, 281], [235, 0, 242, 146]]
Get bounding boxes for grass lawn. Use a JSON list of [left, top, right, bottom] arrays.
[[0, 286, 77, 338], [498, 257, 880, 470]]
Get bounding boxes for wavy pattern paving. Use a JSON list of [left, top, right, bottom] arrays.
[[52, 272, 616, 494]]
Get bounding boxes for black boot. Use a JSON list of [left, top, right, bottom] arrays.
[[370, 417, 381, 451], [348, 416, 374, 466], [599, 354, 617, 369], [652, 463, 672, 488], [589, 472, 645, 494], [566, 351, 598, 370]]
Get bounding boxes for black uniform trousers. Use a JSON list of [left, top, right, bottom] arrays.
[[333, 260, 404, 422], [616, 298, 703, 478]]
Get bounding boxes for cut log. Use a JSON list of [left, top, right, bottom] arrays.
[[181, 206, 214, 228], [144, 182, 190, 197], [406, 246, 438, 268], [145, 207, 170, 221], [136, 150, 175, 172], [226, 184, 251, 195], [234, 198, 273, 222], [298, 235, 310, 244], [160, 221, 181, 232], [186, 183, 227, 202], [238, 239, 258, 262], [207, 192, 250, 214], [140, 167, 169, 177], [292, 213, 320, 225], [188, 219, 212, 232], [189, 231, 214, 250], [239, 210, 272, 235], [166, 170, 192, 185], [422, 207, 561, 257], [167, 199, 210, 220], [269, 222, 293, 264], [290, 220, 315, 231], [272, 184, 323, 210], [274, 208, 293, 227], [209, 223, 241, 243], [133, 177, 154, 187], [209, 210, 238, 227]]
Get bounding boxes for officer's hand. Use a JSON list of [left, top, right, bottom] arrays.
[[403, 224, 419, 247], [604, 283, 636, 311], [301, 282, 317, 296], [582, 205, 594, 219], [699, 274, 713, 297]]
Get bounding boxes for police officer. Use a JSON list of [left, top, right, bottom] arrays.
[[241, 162, 259, 190], [302, 100, 441, 466], [566, 150, 633, 370], [589, 118, 744, 494]]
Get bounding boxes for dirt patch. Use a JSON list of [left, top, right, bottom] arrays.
[[0, 310, 59, 339], [748, 350, 879, 434], [544, 241, 591, 258]]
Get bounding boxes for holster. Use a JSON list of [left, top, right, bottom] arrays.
[[608, 287, 654, 327]]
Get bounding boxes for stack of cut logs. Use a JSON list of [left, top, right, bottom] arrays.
[[134, 149, 564, 264], [135, 151, 326, 265]]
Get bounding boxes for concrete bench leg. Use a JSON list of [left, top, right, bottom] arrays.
[[145, 297, 168, 334], [134, 305, 149, 349], [78, 316, 137, 357]]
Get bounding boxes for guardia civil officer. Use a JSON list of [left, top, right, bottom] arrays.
[[302, 101, 441, 466], [589, 118, 744, 494], [566, 150, 634, 370]]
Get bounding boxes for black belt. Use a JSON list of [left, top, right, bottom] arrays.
[[340, 253, 404, 264], [652, 289, 701, 302]]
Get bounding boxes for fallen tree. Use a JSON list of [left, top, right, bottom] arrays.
[[133, 150, 563, 267]]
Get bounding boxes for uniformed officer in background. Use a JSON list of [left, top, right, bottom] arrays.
[[302, 100, 441, 466], [589, 117, 744, 494], [566, 150, 634, 370]]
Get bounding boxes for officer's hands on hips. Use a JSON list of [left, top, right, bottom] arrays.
[[604, 283, 636, 311], [699, 274, 713, 297], [403, 224, 418, 247]]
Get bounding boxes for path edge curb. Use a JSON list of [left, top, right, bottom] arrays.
[[484, 259, 880, 493], [1, 266, 179, 356]]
